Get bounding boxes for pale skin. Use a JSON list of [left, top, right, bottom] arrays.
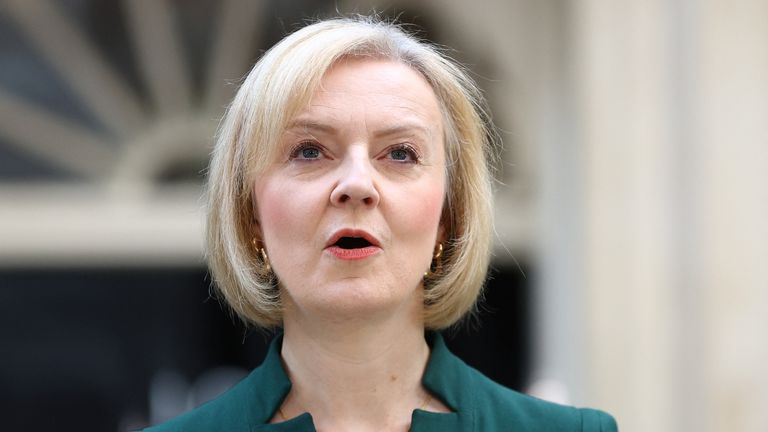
[[252, 58, 452, 431]]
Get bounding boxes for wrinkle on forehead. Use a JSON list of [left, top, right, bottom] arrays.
[[278, 57, 445, 153]]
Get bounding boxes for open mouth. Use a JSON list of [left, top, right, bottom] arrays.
[[334, 236, 374, 249], [325, 230, 380, 260]]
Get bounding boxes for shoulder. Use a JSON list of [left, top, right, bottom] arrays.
[[465, 366, 617, 432], [424, 334, 617, 431], [142, 372, 257, 432], [142, 335, 290, 432]]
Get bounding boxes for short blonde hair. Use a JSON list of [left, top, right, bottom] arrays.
[[206, 16, 498, 329]]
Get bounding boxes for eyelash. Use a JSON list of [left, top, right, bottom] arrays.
[[386, 144, 420, 163], [287, 141, 421, 163], [288, 141, 324, 161]]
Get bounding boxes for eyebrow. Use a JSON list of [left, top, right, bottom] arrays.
[[372, 122, 432, 139], [286, 119, 432, 138], [286, 120, 338, 134]]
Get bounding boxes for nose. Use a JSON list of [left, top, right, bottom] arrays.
[[330, 151, 380, 208]]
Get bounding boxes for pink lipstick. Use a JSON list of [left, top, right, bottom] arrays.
[[325, 229, 381, 260]]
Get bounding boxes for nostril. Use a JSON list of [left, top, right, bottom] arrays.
[[330, 182, 378, 207]]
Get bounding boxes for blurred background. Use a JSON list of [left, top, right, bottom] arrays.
[[0, 0, 765, 431]]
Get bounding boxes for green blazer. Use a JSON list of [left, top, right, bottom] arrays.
[[145, 334, 617, 431]]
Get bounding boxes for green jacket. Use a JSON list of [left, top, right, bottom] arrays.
[[145, 334, 617, 431]]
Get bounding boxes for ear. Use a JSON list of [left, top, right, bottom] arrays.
[[250, 191, 264, 244], [438, 199, 452, 246], [252, 218, 264, 243], [437, 222, 447, 245]]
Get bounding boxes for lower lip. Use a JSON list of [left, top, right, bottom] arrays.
[[326, 246, 380, 260]]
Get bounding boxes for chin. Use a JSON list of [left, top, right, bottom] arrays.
[[293, 278, 422, 322]]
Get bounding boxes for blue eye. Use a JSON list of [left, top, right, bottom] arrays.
[[301, 147, 320, 159], [390, 149, 409, 160], [387, 145, 418, 163], [290, 142, 323, 160]]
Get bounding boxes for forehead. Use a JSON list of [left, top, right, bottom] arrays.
[[290, 58, 444, 134]]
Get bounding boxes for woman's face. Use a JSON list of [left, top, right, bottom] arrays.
[[253, 58, 446, 324]]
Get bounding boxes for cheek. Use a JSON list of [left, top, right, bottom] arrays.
[[254, 180, 312, 246], [395, 180, 446, 238], [417, 192, 444, 231]]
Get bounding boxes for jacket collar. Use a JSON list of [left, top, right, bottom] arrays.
[[248, 332, 472, 432]]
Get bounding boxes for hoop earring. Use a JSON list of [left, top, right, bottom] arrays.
[[252, 238, 272, 276], [259, 248, 271, 273], [424, 243, 443, 279]]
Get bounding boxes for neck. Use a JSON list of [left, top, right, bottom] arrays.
[[279, 297, 431, 431]]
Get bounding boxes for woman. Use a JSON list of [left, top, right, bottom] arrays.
[[146, 16, 617, 432]]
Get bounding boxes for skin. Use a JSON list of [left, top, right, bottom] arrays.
[[252, 58, 450, 431]]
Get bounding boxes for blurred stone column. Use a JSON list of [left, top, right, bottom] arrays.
[[571, 0, 768, 431], [572, 1, 676, 430], [690, 1, 768, 431]]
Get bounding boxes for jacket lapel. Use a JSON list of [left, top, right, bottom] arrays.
[[409, 333, 473, 432], [239, 334, 303, 431], [244, 333, 473, 432], [250, 413, 315, 432]]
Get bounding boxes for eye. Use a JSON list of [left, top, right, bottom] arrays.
[[386, 144, 419, 163], [390, 148, 409, 161], [289, 142, 324, 160], [301, 147, 320, 159]]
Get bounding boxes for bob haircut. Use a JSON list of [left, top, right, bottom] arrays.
[[206, 16, 498, 330]]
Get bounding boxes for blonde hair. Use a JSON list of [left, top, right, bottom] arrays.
[[206, 16, 498, 329]]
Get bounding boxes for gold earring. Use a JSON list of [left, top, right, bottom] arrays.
[[252, 238, 272, 275], [259, 247, 271, 273], [424, 243, 443, 279]]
